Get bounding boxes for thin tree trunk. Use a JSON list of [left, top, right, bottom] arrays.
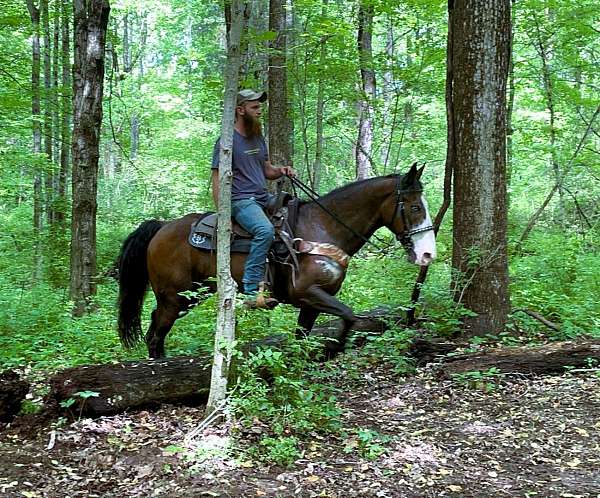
[[52, 0, 60, 168], [406, 1, 456, 325], [312, 0, 328, 192], [42, 0, 54, 225], [380, 15, 394, 168], [268, 0, 291, 172], [56, 0, 70, 225], [506, 0, 515, 201], [205, 0, 246, 419], [356, 0, 375, 180], [450, 0, 511, 336], [70, 0, 110, 316], [533, 13, 564, 224], [26, 0, 43, 282]]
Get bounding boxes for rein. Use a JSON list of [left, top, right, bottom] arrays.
[[286, 175, 387, 252], [286, 174, 433, 254]]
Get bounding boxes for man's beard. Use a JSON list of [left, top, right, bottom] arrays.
[[242, 113, 262, 139]]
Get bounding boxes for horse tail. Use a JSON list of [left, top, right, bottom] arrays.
[[117, 219, 164, 349]]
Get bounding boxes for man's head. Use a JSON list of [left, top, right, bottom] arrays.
[[235, 89, 267, 139]]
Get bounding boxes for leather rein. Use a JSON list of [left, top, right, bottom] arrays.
[[287, 174, 433, 254]]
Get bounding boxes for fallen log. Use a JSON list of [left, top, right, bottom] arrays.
[[437, 340, 600, 378], [45, 310, 401, 418], [0, 370, 30, 423]]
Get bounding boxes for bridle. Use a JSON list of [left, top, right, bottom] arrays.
[[286, 174, 433, 253], [391, 175, 434, 250]]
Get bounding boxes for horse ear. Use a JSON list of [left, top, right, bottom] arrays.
[[416, 164, 425, 181], [401, 162, 419, 188]]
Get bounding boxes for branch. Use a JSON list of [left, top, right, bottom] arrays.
[[515, 103, 600, 252]]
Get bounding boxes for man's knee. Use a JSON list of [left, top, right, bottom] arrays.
[[255, 223, 275, 241]]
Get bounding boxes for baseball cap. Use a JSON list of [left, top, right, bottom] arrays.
[[237, 89, 267, 105]]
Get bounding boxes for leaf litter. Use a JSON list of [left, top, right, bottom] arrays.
[[1, 359, 600, 497]]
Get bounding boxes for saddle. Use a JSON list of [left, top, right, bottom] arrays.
[[188, 193, 350, 287], [188, 192, 298, 255]]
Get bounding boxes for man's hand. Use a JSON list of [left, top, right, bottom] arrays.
[[279, 165, 296, 177]]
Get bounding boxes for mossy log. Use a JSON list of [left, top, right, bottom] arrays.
[[45, 310, 401, 418], [437, 340, 600, 378]]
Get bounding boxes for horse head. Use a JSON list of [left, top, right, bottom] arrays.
[[383, 162, 437, 266]]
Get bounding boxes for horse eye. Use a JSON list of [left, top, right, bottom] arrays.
[[410, 205, 421, 213]]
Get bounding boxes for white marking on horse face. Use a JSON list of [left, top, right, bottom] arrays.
[[315, 259, 344, 283], [411, 197, 436, 266]]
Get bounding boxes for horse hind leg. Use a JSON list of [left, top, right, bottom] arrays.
[[145, 298, 182, 358]]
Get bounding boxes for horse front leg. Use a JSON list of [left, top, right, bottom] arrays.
[[298, 285, 356, 355], [296, 307, 320, 339]]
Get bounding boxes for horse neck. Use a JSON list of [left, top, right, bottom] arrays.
[[297, 177, 394, 256]]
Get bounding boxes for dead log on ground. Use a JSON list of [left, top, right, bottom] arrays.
[[437, 340, 600, 378], [0, 370, 30, 423], [46, 310, 402, 418]]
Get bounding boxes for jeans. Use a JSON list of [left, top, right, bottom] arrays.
[[232, 197, 275, 294]]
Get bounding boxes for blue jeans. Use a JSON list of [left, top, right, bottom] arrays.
[[232, 197, 275, 294]]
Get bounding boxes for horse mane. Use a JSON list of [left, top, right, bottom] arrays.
[[298, 173, 422, 207]]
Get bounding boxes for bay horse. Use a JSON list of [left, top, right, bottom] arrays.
[[117, 163, 436, 358]]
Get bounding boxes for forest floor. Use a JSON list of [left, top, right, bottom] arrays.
[[1, 357, 600, 498]]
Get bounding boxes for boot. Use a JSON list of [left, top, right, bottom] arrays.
[[242, 282, 279, 310]]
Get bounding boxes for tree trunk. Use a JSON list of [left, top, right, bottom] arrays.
[[437, 340, 600, 378], [406, 10, 456, 325], [268, 0, 291, 172], [42, 0, 54, 226], [205, 0, 246, 418], [26, 0, 43, 282], [56, 0, 70, 225], [356, 0, 375, 180], [533, 12, 564, 225], [45, 311, 400, 418], [70, 0, 110, 316], [311, 0, 328, 192], [450, 0, 511, 335]]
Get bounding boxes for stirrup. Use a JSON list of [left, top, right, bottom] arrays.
[[243, 282, 279, 310]]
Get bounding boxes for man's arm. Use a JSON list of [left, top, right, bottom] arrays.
[[264, 160, 295, 180], [211, 169, 219, 208]]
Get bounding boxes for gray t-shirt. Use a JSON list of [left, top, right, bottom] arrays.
[[212, 130, 269, 205]]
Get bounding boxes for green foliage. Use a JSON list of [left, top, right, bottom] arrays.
[[250, 436, 301, 467], [344, 428, 392, 461], [452, 368, 503, 393], [510, 231, 600, 338], [231, 336, 341, 465]]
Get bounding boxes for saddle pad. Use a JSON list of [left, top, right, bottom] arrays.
[[188, 216, 252, 253]]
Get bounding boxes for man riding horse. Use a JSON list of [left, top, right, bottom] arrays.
[[211, 89, 295, 308]]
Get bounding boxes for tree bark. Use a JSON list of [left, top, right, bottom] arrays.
[[26, 0, 43, 282], [532, 11, 564, 224], [56, 0, 71, 225], [205, 0, 246, 418], [70, 0, 110, 316], [42, 0, 54, 225], [450, 0, 511, 335], [45, 311, 401, 418], [406, 7, 456, 325], [268, 0, 292, 172], [437, 340, 600, 378], [356, 0, 375, 180]]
